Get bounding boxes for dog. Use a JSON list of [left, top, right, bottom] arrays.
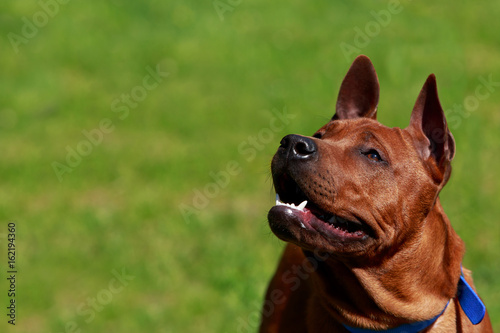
[[260, 55, 492, 332]]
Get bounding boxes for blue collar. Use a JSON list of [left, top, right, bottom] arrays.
[[343, 267, 486, 333]]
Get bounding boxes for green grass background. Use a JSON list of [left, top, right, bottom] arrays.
[[1, 1, 499, 332]]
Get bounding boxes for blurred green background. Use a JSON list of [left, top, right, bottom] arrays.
[[1, 1, 499, 332]]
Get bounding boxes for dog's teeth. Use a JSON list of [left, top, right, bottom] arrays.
[[275, 194, 282, 206], [299, 222, 306, 229], [297, 200, 307, 211], [274, 194, 308, 212]]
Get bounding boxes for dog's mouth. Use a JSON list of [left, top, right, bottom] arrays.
[[274, 194, 368, 237], [269, 174, 372, 244]]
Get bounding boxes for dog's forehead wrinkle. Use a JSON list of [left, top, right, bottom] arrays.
[[320, 123, 397, 154], [357, 130, 392, 151]]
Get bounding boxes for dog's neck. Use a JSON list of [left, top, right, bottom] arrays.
[[306, 199, 465, 330]]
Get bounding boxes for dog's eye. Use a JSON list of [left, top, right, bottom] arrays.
[[363, 149, 383, 162]]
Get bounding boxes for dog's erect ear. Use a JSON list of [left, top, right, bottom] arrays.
[[408, 74, 455, 183], [333, 55, 379, 120]]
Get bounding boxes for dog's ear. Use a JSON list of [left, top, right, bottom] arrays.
[[333, 55, 379, 120], [408, 74, 455, 184]]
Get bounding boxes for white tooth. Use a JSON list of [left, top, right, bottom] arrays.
[[300, 222, 306, 229], [297, 200, 307, 211], [274, 194, 308, 211]]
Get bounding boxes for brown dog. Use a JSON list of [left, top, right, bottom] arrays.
[[260, 56, 492, 332]]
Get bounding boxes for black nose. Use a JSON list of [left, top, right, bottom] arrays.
[[280, 134, 317, 160]]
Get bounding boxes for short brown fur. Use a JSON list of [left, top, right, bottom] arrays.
[[260, 56, 492, 332]]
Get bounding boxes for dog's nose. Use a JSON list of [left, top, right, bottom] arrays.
[[280, 134, 317, 160]]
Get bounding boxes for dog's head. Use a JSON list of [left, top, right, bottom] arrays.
[[268, 55, 455, 259]]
